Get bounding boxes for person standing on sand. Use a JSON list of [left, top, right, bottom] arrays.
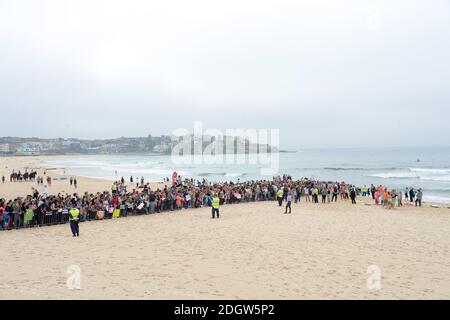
[[295, 185, 301, 203], [398, 190, 403, 207], [211, 194, 220, 219], [331, 184, 339, 202], [277, 189, 283, 206], [283, 185, 289, 200], [313, 186, 319, 203], [415, 189, 423, 207], [409, 187, 416, 202], [304, 186, 310, 202], [387, 190, 397, 210], [0, 204, 6, 230], [73, 178, 77, 189], [350, 188, 357, 204], [383, 188, 389, 207], [1, 176, 4, 183], [12, 199, 22, 228], [111, 182, 117, 195], [70, 177, 73, 186], [284, 192, 292, 214], [69, 205, 80, 237], [321, 186, 327, 203]]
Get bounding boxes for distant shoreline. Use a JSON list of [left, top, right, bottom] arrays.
[[1, 151, 283, 157], [2, 152, 450, 206]]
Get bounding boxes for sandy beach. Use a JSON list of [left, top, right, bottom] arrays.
[[1, 198, 450, 299], [1, 156, 450, 299], [0, 155, 166, 200]]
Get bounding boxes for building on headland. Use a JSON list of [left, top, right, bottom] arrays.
[[0, 143, 10, 153], [153, 144, 170, 153], [16, 143, 42, 155]]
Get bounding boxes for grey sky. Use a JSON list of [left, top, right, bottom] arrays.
[[0, 0, 449, 149]]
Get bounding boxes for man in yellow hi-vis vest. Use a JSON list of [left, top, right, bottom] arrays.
[[212, 195, 220, 219], [111, 183, 117, 195], [277, 189, 284, 207], [69, 206, 80, 237]]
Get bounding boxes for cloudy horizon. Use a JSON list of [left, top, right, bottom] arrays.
[[1, 0, 449, 149]]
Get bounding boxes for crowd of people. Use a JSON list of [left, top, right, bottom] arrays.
[[358, 184, 424, 209], [0, 172, 425, 231]]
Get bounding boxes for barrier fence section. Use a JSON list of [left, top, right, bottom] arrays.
[[0, 195, 279, 231]]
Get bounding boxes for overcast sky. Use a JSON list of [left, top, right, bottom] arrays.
[[0, 0, 449, 149]]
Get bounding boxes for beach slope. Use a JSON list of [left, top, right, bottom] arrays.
[[1, 201, 450, 299]]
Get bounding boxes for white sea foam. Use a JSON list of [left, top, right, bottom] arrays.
[[225, 173, 244, 177], [367, 172, 419, 179], [367, 168, 450, 182], [422, 175, 450, 182], [410, 168, 450, 174], [423, 195, 450, 204]]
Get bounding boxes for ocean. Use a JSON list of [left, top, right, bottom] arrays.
[[42, 146, 450, 203]]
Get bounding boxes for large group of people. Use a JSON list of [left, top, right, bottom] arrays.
[[358, 184, 424, 209], [0, 171, 425, 231]]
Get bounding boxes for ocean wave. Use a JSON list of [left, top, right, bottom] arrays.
[[423, 195, 450, 204], [225, 173, 247, 177], [422, 175, 450, 182], [323, 167, 400, 171], [126, 168, 188, 176], [367, 171, 450, 182], [367, 172, 420, 179], [294, 167, 403, 171], [422, 188, 450, 192], [409, 168, 450, 174], [197, 172, 248, 178], [198, 172, 226, 177]]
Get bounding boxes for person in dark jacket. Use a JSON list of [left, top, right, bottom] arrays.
[[350, 188, 357, 205]]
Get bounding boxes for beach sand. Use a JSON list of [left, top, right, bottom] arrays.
[[1, 156, 450, 299], [0, 155, 166, 199]]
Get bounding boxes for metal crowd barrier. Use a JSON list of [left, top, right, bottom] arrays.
[[0, 196, 277, 232]]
